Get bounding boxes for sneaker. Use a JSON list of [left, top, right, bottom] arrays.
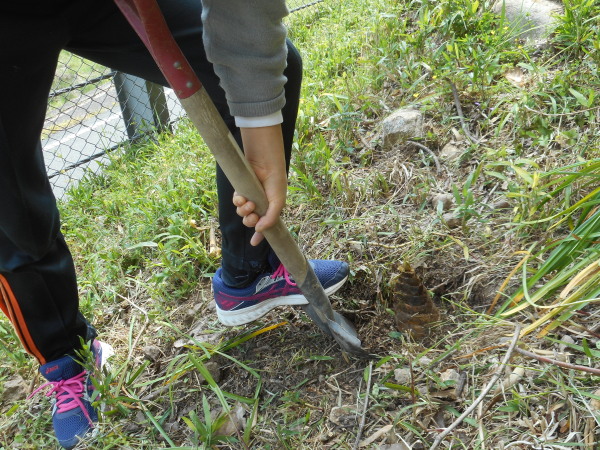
[[30, 340, 114, 449], [213, 259, 349, 326]]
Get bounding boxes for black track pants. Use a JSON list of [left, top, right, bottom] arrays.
[[0, 0, 301, 364]]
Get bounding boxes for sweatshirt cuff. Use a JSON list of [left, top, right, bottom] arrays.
[[234, 111, 284, 128]]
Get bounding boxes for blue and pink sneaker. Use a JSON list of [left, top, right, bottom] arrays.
[[30, 340, 114, 449], [213, 259, 349, 326]]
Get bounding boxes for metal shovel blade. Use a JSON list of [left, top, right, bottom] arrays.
[[298, 264, 367, 356]]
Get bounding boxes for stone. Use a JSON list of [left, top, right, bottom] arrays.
[[492, 0, 564, 43], [442, 212, 461, 228], [431, 193, 454, 212], [394, 368, 411, 385], [492, 198, 511, 210], [440, 142, 463, 162], [329, 405, 358, 428], [2, 375, 28, 403], [381, 108, 424, 149], [416, 356, 433, 367], [558, 334, 575, 352], [440, 368, 460, 384], [198, 360, 222, 384], [216, 403, 246, 436], [142, 345, 162, 362]]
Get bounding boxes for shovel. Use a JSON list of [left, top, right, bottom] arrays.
[[114, 0, 366, 355]]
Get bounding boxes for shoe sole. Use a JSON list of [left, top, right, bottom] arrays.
[[216, 275, 348, 326]]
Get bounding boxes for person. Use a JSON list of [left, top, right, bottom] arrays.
[[0, 0, 349, 448]]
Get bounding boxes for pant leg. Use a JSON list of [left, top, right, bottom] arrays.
[[216, 42, 302, 286], [0, 9, 95, 364], [65, 0, 303, 286]]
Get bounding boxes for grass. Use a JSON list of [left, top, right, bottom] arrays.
[[2, 0, 600, 448]]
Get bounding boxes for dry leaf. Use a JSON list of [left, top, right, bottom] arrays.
[[494, 366, 525, 394], [358, 424, 394, 447]]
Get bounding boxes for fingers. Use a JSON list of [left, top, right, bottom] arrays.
[[234, 194, 257, 222], [253, 198, 284, 233], [250, 231, 265, 246], [233, 192, 283, 247]]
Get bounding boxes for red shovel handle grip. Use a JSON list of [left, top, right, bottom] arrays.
[[114, 0, 201, 99]]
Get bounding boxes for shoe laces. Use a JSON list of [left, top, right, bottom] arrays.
[[271, 264, 297, 286], [29, 371, 94, 425]]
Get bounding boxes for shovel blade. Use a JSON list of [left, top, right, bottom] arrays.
[[328, 312, 368, 356], [301, 305, 367, 356]]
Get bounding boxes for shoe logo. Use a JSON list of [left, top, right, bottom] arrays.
[[255, 275, 283, 294], [45, 365, 60, 375]]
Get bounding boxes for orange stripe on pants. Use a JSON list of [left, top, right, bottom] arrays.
[[0, 274, 46, 364]]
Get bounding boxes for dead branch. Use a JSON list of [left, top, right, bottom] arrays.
[[446, 80, 480, 144], [353, 361, 374, 450], [430, 323, 521, 450], [515, 347, 600, 375]]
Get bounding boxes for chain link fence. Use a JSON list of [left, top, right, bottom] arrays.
[[44, 0, 323, 199]]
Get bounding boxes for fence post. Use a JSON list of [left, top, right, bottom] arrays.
[[114, 72, 171, 141]]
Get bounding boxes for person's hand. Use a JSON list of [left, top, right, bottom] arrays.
[[233, 125, 287, 246]]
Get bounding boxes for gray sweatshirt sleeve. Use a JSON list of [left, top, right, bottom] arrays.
[[201, 0, 289, 118]]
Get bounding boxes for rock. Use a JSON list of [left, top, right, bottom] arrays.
[[198, 360, 222, 384], [492, 0, 564, 43], [440, 142, 463, 162], [381, 108, 424, 149], [440, 368, 460, 384], [2, 375, 27, 403], [329, 405, 358, 428], [416, 356, 433, 368], [394, 368, 411, 385], [442, 212, 461, 228], [492, 198, 511, 210], [183, 304, 202, 325], [559, 334, 575, 352], [216, 403, 246, 436], [142, 345, 162, 362], [431, 193, 454, 212]]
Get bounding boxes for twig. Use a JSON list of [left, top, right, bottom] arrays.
[[446, 80, 480, 144], [455, 371, 467, 398], [347, 240, 410, 250], [408, 140, 442, 174], [523, 103, 600, 117], [430, 324, 521, 450], [514, 347, 600, 375], [455, 343, 507, 359], [353, 361, 373, 450]]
